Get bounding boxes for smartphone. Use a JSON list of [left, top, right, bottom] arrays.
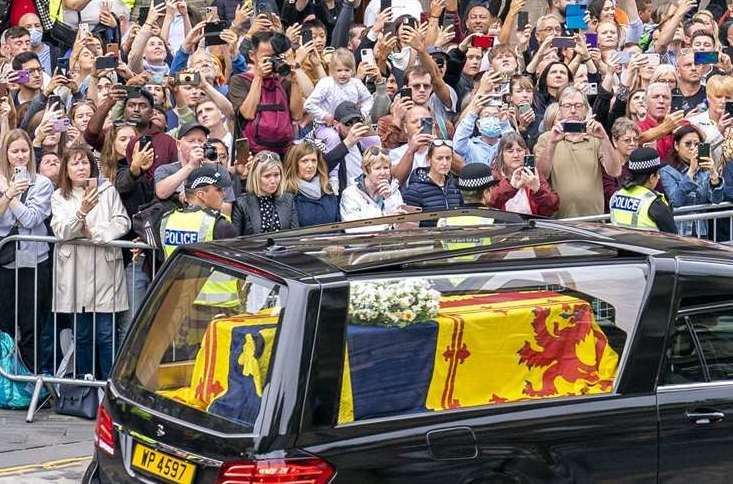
[[205, 6, 218, 18], [420, 117, 434, 135], [644, 53, 660, 66], [698, 142, 711, 159], [399, 86, 412, 99], [565, 4, 588, 30], [524, 154, 535, 169], [381, 0, 391, 9], [494, 82, 510, 95], [204, 21, 228, 46], [472, 35, 494, 49], [442, 13, 454, 30], [671, 93, 685, 112], [586, 82, 598, 95], [563, 121, 587, 133], [175, 71, 201, 86], [138, 134, 153, 150], [616, 50, 632, 65], [85, 177, 98, 190], [123, 85, 141, 98], [56, 57, 69, 76], [235, 137, 250, 165], [95, 56, 117, 70], [585, 32, 598, 48], [106, 43, 119, 57], [518, 103, 532, 114], [47, 94, 61, 108], [15, 70, 29, 84], [302, 27, 313, 45], [517, 11, 529, 30], [725, 101, 733, 117], [694, 51, 719, 65], [552, 37, 576, 49], [79, 22, 90, 37], [53, 117, 70, 133], [361, 48, 375, 65], [488, 96, 503, 107], [13, 166, 28, 183]]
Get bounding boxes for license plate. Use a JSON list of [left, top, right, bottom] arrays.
[[131, 442, 196, 484]]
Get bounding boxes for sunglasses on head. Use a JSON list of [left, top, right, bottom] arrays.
[[366, 146, 389, 156], [431, 139, 454, 148]]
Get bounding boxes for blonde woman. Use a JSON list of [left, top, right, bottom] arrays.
[[0, 129, 53, 370], [340, 147, 404, 232], [283, 142, 340, 227], [232, 152, 299, 235]]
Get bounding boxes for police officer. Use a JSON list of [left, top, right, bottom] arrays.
[[159, 165, 238, 259], [610, 147, 677, 234]]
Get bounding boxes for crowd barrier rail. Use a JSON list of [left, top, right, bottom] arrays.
[[0, 234, 157, 423], [2, 201, 733, 423]]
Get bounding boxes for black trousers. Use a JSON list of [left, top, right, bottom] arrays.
[[0, 259, 52, 372]]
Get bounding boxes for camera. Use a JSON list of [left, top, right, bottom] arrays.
[[175, 72, 200, 86], [269, 56, 291, 76], [204, 142, 219, 161]]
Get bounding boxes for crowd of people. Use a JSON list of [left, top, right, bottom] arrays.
[[1, 0, 733, 377]]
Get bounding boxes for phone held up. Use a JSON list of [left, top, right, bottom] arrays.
[[698, 142, 711, 160]]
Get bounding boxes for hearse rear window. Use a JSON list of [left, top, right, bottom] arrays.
[[116, 256, 286, 432], [337, 264, 647, 424]]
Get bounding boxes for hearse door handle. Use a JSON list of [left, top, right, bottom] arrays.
[[686, 409, 725, 425]]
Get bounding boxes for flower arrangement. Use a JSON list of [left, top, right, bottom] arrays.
[[349, 279, 441, 327]]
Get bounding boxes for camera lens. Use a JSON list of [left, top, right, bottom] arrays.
[[204, 143, 218, 161]]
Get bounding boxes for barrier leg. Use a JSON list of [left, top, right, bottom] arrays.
[[25, 376, 45, 423]]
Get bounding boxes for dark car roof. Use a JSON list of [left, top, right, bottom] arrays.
[[193, 209, 733, 280]]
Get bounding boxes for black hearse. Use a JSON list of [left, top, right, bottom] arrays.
[[85, 210, 733, 483]]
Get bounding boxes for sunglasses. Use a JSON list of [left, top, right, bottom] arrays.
[[343, 118, 364, 127], [366, 146, 389, 156], [431, 139, 454, 148]]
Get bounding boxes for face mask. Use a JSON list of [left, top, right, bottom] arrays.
[[478, 117, 503, 138], [28, 28, 42, 47]]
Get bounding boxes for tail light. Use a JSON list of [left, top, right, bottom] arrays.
[[94, 403, 116, 456], [217, 457, 334, 484]]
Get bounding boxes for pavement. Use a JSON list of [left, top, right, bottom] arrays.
[[0, 402, 95, 483]]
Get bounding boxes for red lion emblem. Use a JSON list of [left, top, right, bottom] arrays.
[[517, 304, 614, 397]]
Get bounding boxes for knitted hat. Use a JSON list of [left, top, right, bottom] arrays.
[[628, 147, 662, 175], [459, 163, 497, 191]]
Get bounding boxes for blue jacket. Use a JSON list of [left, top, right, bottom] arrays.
[[402, 168, 463, 225], [294, 192, 341, 227], [660, 163, 724, 237]]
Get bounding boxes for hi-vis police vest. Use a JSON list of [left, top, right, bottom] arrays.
[[609, 185, 666, 231], [160, 208, 240, 308], [49, 0, 135, 23]]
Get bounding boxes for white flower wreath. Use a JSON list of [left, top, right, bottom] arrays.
[[349, 279, 441, 327]]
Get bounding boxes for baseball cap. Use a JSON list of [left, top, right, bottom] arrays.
[[334, 101, 363, 125], [178, 122, 210, 140]]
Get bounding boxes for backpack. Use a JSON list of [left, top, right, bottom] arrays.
[[241, 73, 293, 155]]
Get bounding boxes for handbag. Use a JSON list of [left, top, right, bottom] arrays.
[[49, 5, 79, 51], [55, 381, 99, 419], [0, 190, 29, 266], [0, 331, 35, 409]]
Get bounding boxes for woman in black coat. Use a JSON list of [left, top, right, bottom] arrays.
[[232, 152, 300, 235], [402, 140, 463, 225]]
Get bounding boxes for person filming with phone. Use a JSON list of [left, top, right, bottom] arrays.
[[0, 129, 54, 371], [537, 85, 621, 217]]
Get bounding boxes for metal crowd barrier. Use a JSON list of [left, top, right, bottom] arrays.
[[564, 202, 733, 244], [0, 234, 158, 423]]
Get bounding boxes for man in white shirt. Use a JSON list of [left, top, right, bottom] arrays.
[[362, 0, 422, 26]]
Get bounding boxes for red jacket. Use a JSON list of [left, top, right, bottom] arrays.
[[488, 178, 560, 217]]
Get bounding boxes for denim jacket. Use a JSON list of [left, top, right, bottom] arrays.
[[660, 164, 724, 237]]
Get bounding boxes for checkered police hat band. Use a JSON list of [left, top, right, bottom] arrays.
[[628, 156, 661, 172], [191, 176, 218, 189], [459, 175, 494, 189]]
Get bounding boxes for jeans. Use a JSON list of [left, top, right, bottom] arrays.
[[73, 312, 118, 380], [118, 258, 151, 349], [0, 260, 52, 373]]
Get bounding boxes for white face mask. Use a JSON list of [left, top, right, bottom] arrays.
[[28, 28, 43, 47]]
